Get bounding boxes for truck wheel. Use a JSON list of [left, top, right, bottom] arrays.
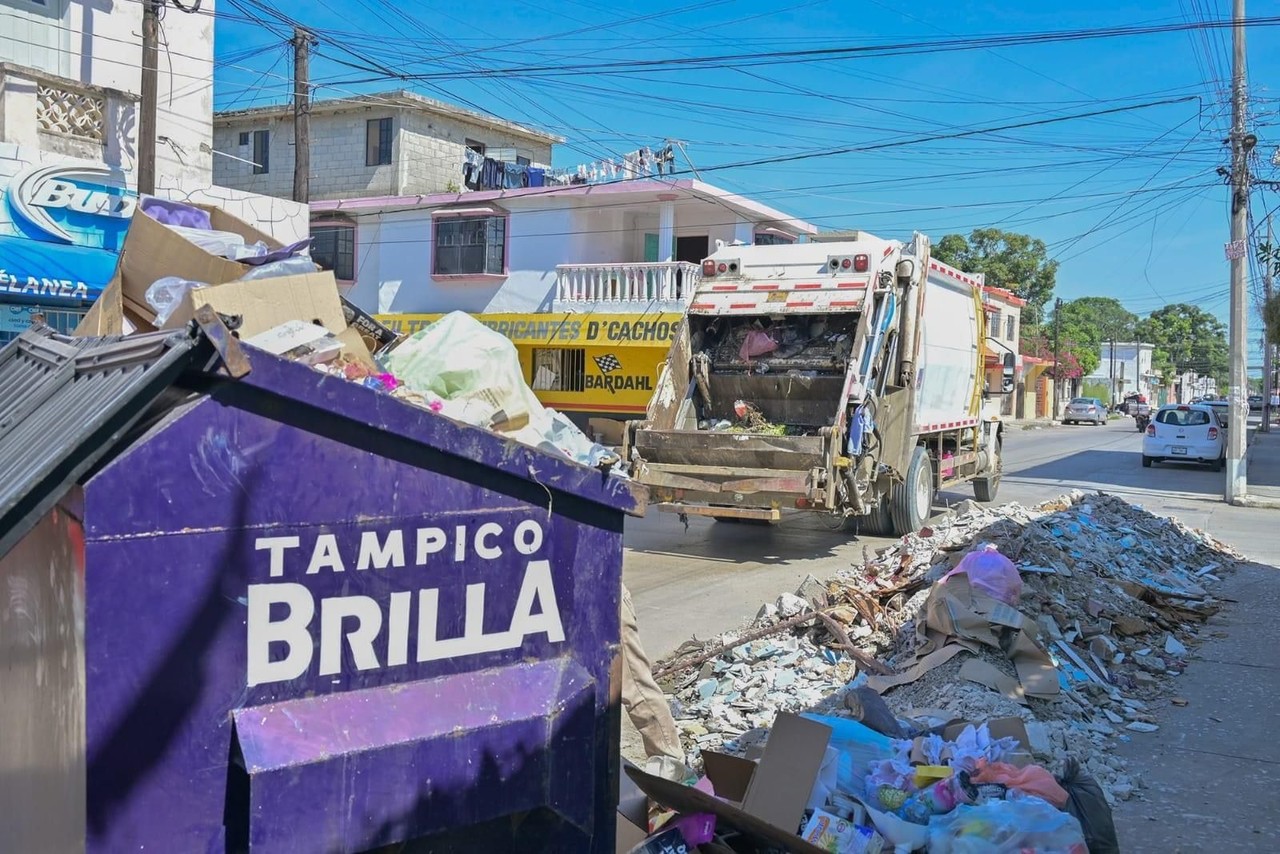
[[890, 446, 933, 536], [852, 500, 894, 536], [972, 437, 1002, 503], [1142, 455, 1153, 468]]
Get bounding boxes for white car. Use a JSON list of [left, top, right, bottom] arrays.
[[1142, 404, 1225, 470]]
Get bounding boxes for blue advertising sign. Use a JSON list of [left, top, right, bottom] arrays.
[[0, 154, 136, 306]]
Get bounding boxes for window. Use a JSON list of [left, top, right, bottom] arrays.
[[465, 138, 486, 155], [433, 215, 506, 276], [516, 155, 531, 166], [1005, 315, 1015, 341], [1156, 408, 1210, 426], [754, 232, 795, 246], [987, 310, 999, 333], [252, 129, 269, 174], [366, 117, 393, 167], [238, 131, 250, 146], [311, 220, 356, 282], [531, 348, 586, 392]]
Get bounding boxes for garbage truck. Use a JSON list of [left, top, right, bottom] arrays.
[[622, 232, 1005, 536]]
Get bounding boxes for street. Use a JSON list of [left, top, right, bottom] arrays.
[[626, 418, 1264, 658]]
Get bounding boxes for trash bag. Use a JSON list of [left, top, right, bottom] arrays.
[[800, 713, 895, 797], [1057, 757, 1120, 854], [738, 329, 777, 361], [144, 276, 203, 325], [927, 798, 1088, 854], [943, 543, 1023, 605]]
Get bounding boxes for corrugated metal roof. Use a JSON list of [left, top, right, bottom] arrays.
[[0, 324, 202, 559]]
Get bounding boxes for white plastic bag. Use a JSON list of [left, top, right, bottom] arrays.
[[144, 276, 203, 325], [162, 223, 247, 259], [237, 255, 318, 280]]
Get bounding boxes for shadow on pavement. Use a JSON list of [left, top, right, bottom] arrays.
[[625, 511, 857, 566], [999, 448, 1223, 497]]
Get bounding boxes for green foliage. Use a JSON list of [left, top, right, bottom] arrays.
[[1022, 329, 1092, 378], [1082, 381, 1110, 401], [1263, 293, 1280, 349], [932, 228, 1059, 324], [1136, 303, 1229, 383]]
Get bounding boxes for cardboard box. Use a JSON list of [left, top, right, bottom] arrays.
[[589, 417, 626, 446], [626, 713, 833, 854], [119, 204, 286, 312], [247, 320, 343, 366], [161, 272, 347, 340], [617, 759, 651, 854]]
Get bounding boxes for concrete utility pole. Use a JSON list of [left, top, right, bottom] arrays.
[[1263, 217, 1274, 432], [1227, 0, 1250, 501], [138, 0, 161, 194], [1053, 297, 1063, 418], [292, 27, 312, 203]]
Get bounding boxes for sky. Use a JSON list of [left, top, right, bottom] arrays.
[[210, 0, 1280, 369]]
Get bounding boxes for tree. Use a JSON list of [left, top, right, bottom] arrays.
[[1055, 297, 1137, 349], [932, 228, 1059, 324], [1022, 330, 1092, 378], [1137, 303, 1229, 383]]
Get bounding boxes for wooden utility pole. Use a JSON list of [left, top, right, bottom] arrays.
[[138, 0, 161, 194], [292, 28, 312, 203], [1226, 0, 1250, 501]]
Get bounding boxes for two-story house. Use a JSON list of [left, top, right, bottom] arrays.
[[213, 91, 817, 423], [0, 0, 305, 342], [981, 285, 1045, 418]]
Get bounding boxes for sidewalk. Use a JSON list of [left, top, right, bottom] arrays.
[[1246, 427, 1280, 503]]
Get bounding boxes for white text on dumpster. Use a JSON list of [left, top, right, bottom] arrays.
[[245, 519, 564, 687]]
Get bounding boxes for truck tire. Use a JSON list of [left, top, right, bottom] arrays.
[[973, 437, 1002, 503], [890, 446, 933, 536], [852, 500, 893, 536]]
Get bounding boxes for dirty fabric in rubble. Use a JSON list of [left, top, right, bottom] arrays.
[[655, 491, 1241, 806]]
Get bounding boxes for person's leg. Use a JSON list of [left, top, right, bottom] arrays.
[[620, 584, 683, 761]]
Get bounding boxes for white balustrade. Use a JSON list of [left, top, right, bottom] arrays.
[[555, 262, 702, 306]]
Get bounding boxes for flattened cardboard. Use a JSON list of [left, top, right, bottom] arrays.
[[161, 272, 347, 340], [340, 296, 399, 353], [590, 417, 626, 446], [617, 759, 650, 854], [958, 658, 1027, 706], [865, 643, 967, 693]]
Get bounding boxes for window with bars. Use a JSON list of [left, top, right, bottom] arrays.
[[433, 215, 506, 276], [1005, 315, 1016, 341], [366, 117, 393, 166], [531, 348, 586, 392], [311, 221, 356, 281]]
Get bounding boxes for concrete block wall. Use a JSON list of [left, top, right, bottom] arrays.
[[214, 105, 555, 202]]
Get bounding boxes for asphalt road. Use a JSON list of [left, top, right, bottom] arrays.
[[623, 417, 1247, 657]]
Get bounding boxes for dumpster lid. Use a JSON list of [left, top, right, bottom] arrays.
[[0, 324, 203, 558]]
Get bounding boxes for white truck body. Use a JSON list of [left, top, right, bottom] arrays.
[[625, 232, 1004, 536]]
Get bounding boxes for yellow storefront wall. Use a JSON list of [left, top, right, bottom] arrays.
[[374, 312, 683, 416]]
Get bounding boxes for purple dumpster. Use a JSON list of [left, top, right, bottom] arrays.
[[0, 322, 643, 852]]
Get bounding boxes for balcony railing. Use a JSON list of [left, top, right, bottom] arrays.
[[555, 261, 702, 306]]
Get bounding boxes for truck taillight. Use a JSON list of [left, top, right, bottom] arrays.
[[1146, 424, 1156, 436], [1208, 426, 1219, 440], [840, 258, 852, 269], [854, 254, 869, 272], [702, 260, 717, 277]]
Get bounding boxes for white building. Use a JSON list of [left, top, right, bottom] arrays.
[[1086, 342, 1157, 404], [213, 91, 561, 202], [0, 0, 307, 341], [311, 179, 817, 316]]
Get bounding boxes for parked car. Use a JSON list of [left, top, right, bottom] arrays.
[[1142, 404, 1225, 470], [1249, 394, 1263, 411], [1202, 399, 1229, 424], [1063, 397, 1106, 425]]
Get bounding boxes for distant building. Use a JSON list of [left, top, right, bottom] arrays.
[[1086, 342, 1158, 404]]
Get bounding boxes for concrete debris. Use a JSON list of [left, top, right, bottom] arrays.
[[656, 490, 1241, 805]]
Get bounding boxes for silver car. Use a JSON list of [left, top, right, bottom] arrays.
[[1064, 397, 1106, 426]]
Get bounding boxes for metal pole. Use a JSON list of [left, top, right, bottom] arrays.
[[292, 28, 311, 204], [1227, 0, 1249, 501], [138, 0, 160, 195], [1052, 297, 1062, 418], [1263, 216, 1274, 432], [1109, 337, 1116, 407]]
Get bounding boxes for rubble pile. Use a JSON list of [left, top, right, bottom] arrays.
[[656, 491, 1241, 807]]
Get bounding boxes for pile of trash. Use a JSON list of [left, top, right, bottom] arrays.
[[622, 491, 1240, 853], [698, 316, 856, 375]]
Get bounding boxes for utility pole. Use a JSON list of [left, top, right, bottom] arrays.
[[1052, 297, 1063, 418], [1227, 0, 1250, 502], [1263, 216, 1274, 432], [138, 0, 161, 195], [1109, 337, 1116, 407], [292, 27, 312, 204]]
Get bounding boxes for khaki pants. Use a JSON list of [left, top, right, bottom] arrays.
[[620, 584, 683, 761]]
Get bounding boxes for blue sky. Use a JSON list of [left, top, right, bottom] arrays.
[[212, 0, 1280, 366]]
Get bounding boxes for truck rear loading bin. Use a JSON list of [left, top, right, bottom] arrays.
[[0, 321, 641, 852]]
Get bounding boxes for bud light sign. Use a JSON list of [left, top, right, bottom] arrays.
[[0, 149, 136, 305]]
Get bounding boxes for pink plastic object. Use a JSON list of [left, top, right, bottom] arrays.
[[943, 544, 1022, 605], [738, 330, 778, 361], [940, 452, 956, 478]]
